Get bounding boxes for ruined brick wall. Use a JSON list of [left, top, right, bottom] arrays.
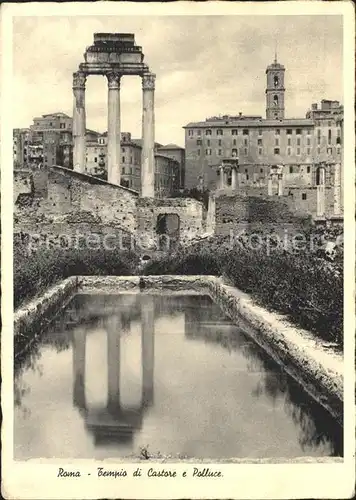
[[137, 197, 204, 249], [40, 166, 138, 232], [215, 194, 311, 237], [14, 170, 34, 205]]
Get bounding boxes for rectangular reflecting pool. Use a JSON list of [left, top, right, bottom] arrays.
[[14, 293, 343, 460]]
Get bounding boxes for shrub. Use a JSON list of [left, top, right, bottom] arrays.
[[144, 237, 343, 347], [14, 246, 138, 309]]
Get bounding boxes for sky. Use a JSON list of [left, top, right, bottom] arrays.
[[13, 15, 343, 147]]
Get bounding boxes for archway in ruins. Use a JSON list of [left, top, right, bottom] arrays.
[[156, 213, 180, 250]]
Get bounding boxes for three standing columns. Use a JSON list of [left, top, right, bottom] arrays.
[[141, 73, 156, 197], [107, 72, 121, 186], [73, 70, 156, 197], [72, 72, 87, 173]]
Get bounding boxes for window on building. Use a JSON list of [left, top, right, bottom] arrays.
[[317, 147, 321, 155], [188, 129, 194, 136], [327, 147, 333, 155], [243, 129, 249, 135], [297, 137, 301, 146], [275, 138, 279, 146], [307, 166, 311, 173], [60, 123, 65, 129], [245, 168, 248, 173], [289, 166, 293, 174], [275, 129, 280, 135], [197, 149, 200, 156], [287, 138, 291, 147], [197, 139, 202, 145], [328, 121, 332, 127], [258, 148, 262, 156], [206, 129, 212, 136], [260, 168, 263, 173], [233, 139, 237, 146], [217, 129, 223, 136], [197, 129, 201, 136], [206, 148, 212, 155], [258, 138, 263, 146], [244, 138, 248, 146], [297, 148, 301, 155], [49, 122, 53, 126], [302, 193, 307, 200], [274, 148, 280, 155], [307, 148, 311, 155], [232, 129, 238, 135], [246, 174, 249, 181], [232, 148, 238, 156], [122, 147, 125, 152], [218, 139, 222, 146], [122, 156, 125, 163], [317, 137, 321, 146], [287, 129, 292, 135], [258, 129, 262, 136], [306, 137, 311, 146], [296, 129, 302, 135], [244, 148, 248, 156], [218, 149, 222, 156], [94, 157, 97, 163], [328, 129, 332, 144], [207, 139, 210, 147]]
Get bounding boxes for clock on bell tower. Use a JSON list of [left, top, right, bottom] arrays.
[[266, 55, 285, 119]]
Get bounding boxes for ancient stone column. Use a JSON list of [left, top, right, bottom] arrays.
[[206, 194, 216, 234], [333, 163, 342, 215], [107, 315, 122, 411], [267, 175, 273, 196], [277, 174, 283, 196], [141, 295, 155, 407], [231, 167, 237, 190], [316, 167, 326, 217], [107, 72, 121, 186], [219, 166, 224, 189], [72, 327, 87, 410], [72, 72, 87, 173], [141, 73, 156, 197]]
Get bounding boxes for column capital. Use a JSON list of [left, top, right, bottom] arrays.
[[73, 71, 87, 90], [107, 72, 121, 90], [142, 72, 156, 91]]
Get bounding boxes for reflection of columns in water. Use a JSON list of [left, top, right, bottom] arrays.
[[107, 315, 122, 411], [141, 295, 155, 407], [73, 327, 87, 410]]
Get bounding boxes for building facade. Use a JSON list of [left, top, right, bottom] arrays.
[[183, 58, 343, 192], [156, 144, 185, 189]]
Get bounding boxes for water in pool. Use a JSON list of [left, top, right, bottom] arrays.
[[14, 293, 342, 460]]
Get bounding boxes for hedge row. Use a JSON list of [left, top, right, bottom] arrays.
[[14, 246, 138, 309], [144, 238, 343, 347]]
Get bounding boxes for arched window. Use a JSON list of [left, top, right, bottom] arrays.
[[273, 95, 279, 107], [274, 75, 279, 88]]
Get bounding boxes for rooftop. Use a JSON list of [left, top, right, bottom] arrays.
[[184, 118, 314, 128]]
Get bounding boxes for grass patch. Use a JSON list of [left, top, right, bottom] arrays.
[[144, 237, 343, 348]]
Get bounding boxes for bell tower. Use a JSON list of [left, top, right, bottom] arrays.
[[266, 53, 285, 119]]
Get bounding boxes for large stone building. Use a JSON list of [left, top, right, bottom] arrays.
[[13, 116, 182, 197], [183, 57, 343, 195]]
